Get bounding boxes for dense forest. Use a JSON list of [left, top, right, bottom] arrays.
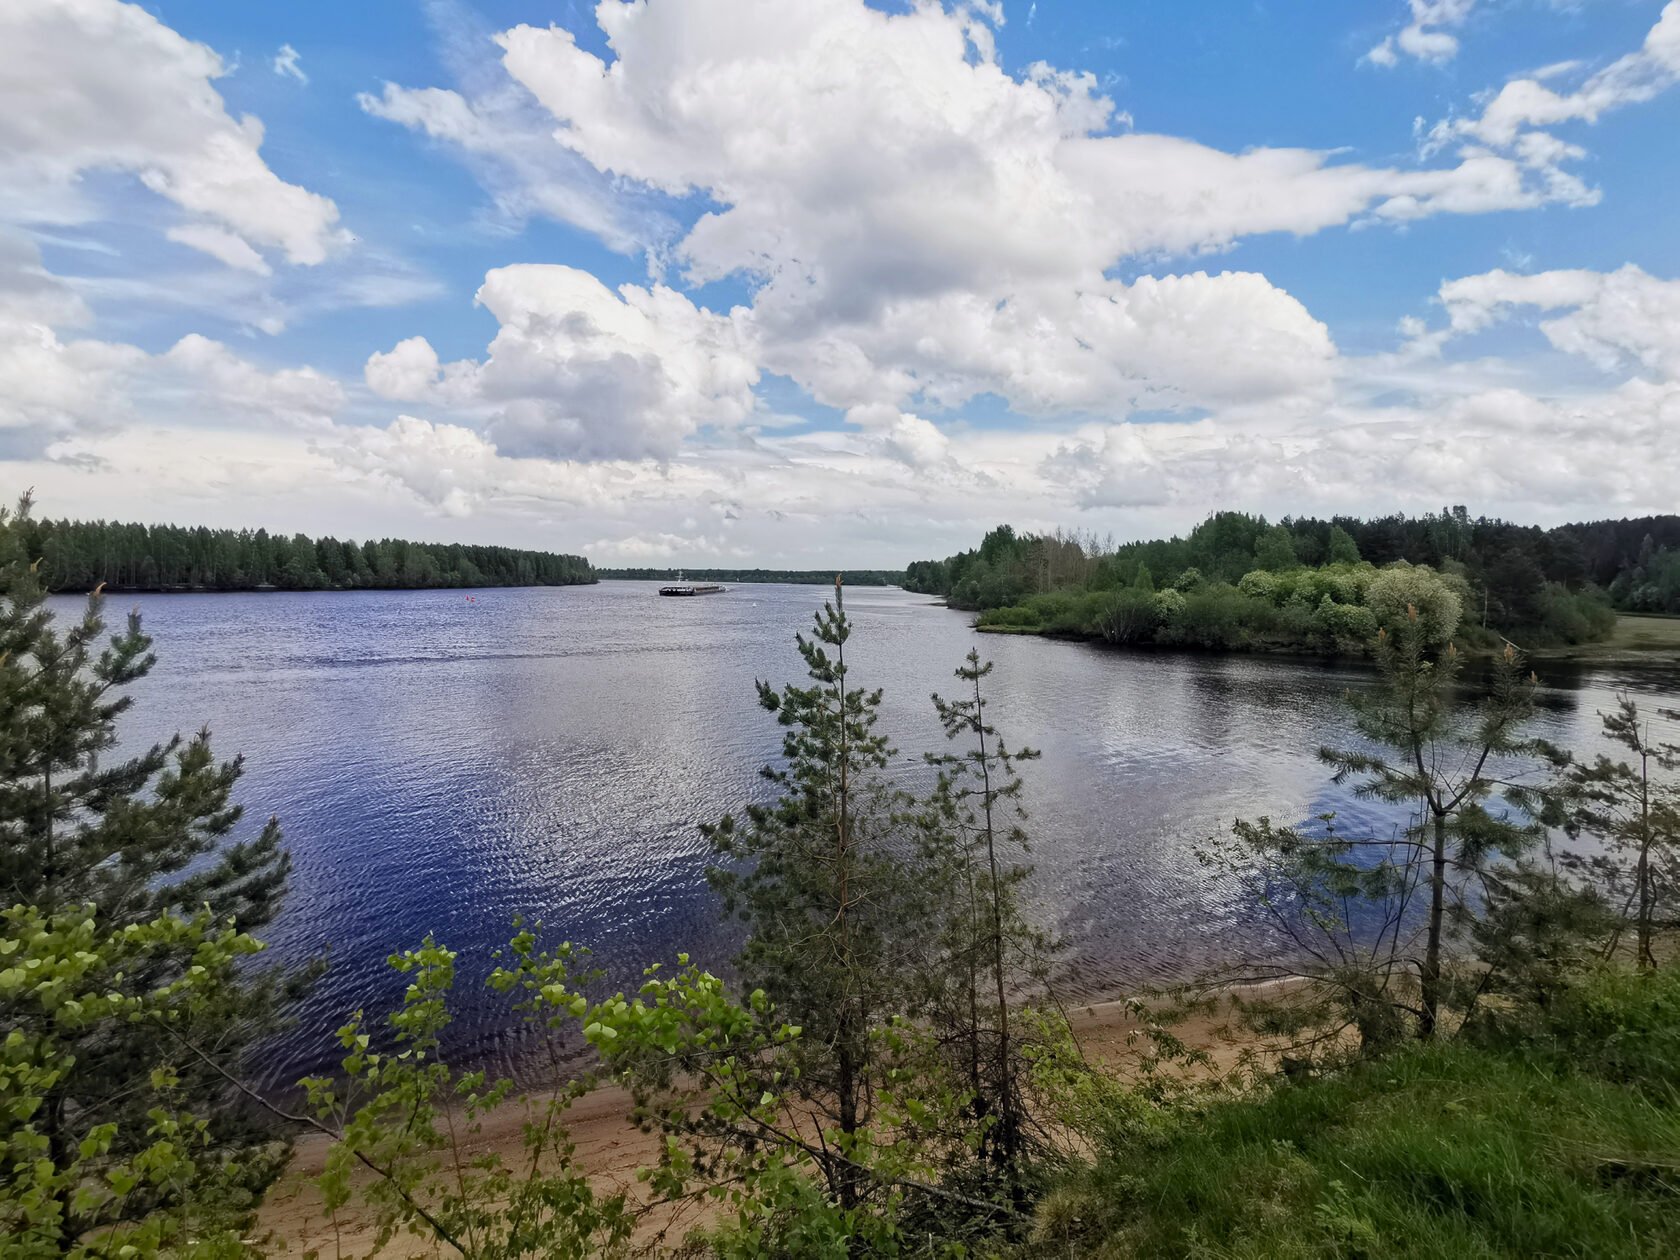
[[904, 508, 1680, 653], [598, 566, 905, 585], [16, 516, 595, 592]]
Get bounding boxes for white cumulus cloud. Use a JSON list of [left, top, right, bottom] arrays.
[[365, 265, 761, 460], [0, 0, 345, 268], [1365, 0, 1478, 67], [1424, 264, 1680, 379]]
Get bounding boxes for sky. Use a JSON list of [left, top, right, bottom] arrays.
[[2, 0, 1678, 567]]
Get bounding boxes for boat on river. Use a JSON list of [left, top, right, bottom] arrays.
[[658, 583, 725, 596]]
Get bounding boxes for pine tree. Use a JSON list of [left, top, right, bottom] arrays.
[[927, 650, 1048, 1200], [704, 578, 935, 1214], [1554, 695, 1680, 969], [0, 493, 298, 1242], [1321, 611, 1539, 1038]]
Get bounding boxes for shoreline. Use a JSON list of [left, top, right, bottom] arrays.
[[966, 612, 1680, 669], [254, 985, 1277, 1256]]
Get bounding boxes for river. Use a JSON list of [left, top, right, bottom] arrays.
[[68, 582, 1680, 1088]]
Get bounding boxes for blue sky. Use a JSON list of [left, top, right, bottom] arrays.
[[3, 1, 1678, 564]]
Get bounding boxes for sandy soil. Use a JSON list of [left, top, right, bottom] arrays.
[[255, 990, 1273, 1256]]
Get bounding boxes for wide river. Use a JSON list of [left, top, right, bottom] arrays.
[[71, 582, 1680, 1088]]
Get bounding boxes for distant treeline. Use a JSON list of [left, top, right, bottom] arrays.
[[22, 518, 596, 593], [904, 508, 1680, 653], [599, 567, 905, 586]]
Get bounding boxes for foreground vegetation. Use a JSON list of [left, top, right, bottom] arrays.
[[1043, 967, 1680, 1258], [4, 491, 1679, 1258], [906, 509, 1680, 654], [16, 515, 595, 592]]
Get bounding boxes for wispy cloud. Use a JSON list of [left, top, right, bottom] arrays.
[[273, 43, 308, 85]]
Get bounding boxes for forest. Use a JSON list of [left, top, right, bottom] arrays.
[[904, 508, 1680, 653], [16, 515, 596, 593], [598, 566, 906, 585], [3, 490, 1680, 1258]]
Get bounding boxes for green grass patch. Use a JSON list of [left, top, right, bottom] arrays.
[[1532, 613, 1680, 662], [1040, 968, 1680, 1258]]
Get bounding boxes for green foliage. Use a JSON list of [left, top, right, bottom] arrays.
[[1152, 588, 1187, 621], [926, 651, 1052, 1200], [1, 902, 274, 1258], [1254, 525, 1298, 573], [299, 928, 636, 1258], [1362, 561, 1464, 647], [703, 581, 957, 1215], [1095, 588, 1161, 645], [1535, 581, 1621, 644], [1042, 966, 1680, 1259], [1322, 629, 1542, 1039], [1326, 525, 1361, 566], [1611, 544, 1680, 613], [1200, 625, 1551, 1053], [1236, 569, 1277, 601], [20, 515, 593, 593], [1549, 695, 1680, 970], [0, 493, 301, 1246], [1312, 595, 1376, 644], [914, 508, 1630, 650]]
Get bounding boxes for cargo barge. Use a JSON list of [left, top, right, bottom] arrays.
[[658, 583, 725, 596]]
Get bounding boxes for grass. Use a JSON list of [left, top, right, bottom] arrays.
[[1035, 967, 1680, 1258], [1533, 613, 1680, 662]]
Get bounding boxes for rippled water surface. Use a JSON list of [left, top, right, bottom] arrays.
[[72, 583, 1680, 1086]]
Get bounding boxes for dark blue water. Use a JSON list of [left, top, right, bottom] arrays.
[[64, 583, 1680, 1087]]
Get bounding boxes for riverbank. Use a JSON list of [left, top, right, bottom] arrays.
[[974, 612, 1680, 667], [254, 989, 1275, 1255], [1528, 612, 1680, 664]]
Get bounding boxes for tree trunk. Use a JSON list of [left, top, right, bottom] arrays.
[[1420, 811, 1448, 1039], [973, 669, 1019, 1200], [1637, 752, 1655, 970]]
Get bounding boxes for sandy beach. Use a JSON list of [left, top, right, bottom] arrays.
[[254, 990, 1267, 1256]]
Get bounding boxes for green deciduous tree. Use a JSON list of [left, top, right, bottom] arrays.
[[1327, 525, 1361, 566], [1255, 525, 1298, 573], [0, 903, 275, 1258]]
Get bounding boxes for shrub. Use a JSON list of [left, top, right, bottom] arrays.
[[1095, 588, 1161, 644], [1236, 570, 1278, 601], [1363, 562, 1463, 647], [1153, 588, 1187, 620], [1314, 595, 1377, 644], [1054, 589, 1124, 635], [977, 604, 1041, 629], [1534, 583, 1617, 645], [1157, 585, 1252, 649]]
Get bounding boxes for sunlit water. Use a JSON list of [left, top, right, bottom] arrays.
[[65, 583, 1680, 1089]]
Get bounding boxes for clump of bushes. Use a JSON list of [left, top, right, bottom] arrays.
[[977, 549, 1619, 658]]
